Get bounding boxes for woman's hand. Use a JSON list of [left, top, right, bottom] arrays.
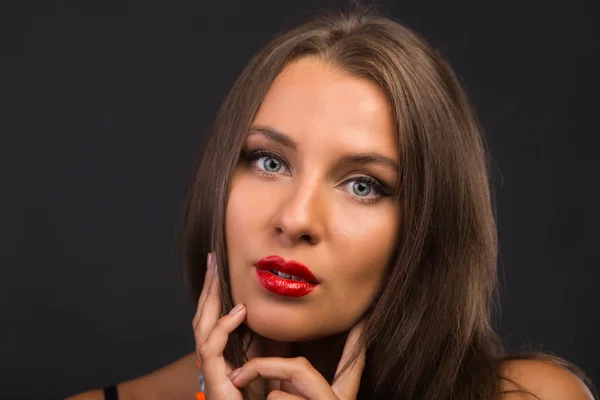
[[192, 252, 246, 400], [228, 321, 366, 400], [193, 252, 366, 400]]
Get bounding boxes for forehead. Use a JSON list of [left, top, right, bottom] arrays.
[[251, 56, 398, 158]]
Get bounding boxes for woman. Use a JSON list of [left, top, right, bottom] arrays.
[[69, 6, 596, 400]]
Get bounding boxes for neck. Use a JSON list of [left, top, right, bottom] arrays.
[[243, 331, 348, 398]]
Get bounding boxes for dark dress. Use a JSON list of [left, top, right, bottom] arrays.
[[103, 385, 118, 400]]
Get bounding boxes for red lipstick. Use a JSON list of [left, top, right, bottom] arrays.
[[255, 255, 318, 297]]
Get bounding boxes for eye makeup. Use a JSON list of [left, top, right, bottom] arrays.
[[240, 146, 393, 205]]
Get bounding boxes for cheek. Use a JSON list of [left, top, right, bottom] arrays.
[[226, 173, 254, 257], [225, 171, 270, 300], [330, 204, 398, 297], [226, 171, 271, 242], [225, 174, 247, 243]]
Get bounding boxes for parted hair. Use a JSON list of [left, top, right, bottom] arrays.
[[180, 4, 595, 399]]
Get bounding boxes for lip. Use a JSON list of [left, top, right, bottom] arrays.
[[255, 255, 319, 297]]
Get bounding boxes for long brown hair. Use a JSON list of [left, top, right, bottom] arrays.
[[179, 5, 592, 399]]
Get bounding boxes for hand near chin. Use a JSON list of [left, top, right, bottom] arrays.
[[229, 322, 367, 400], [192, 253, 246, 400]]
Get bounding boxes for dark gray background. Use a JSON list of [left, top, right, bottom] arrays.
[[2, 1, 598, 398]]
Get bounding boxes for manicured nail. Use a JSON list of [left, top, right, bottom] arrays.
[[229, 367, 242, 380], [207, 253, 213, 270], [229, 304, 245, 315]]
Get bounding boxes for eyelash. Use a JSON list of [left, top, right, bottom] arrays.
[[241, 149, 391, 205]]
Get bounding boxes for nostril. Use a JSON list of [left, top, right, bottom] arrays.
[[292, 234, 316, 246]]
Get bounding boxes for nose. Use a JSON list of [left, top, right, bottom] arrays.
[[270, 178, 326, 246]]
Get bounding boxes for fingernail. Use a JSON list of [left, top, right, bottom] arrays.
[[229, 367, 241, 380], [228, 303, 245, 315], [206, 253, 213, 270]]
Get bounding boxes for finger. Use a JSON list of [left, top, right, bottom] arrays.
[[198, 304, 246, 389], [192, 252, 215, 328], [331, 321, 366, 399], [194, 254, 223, 348], [230, 357, 334, 400], [279, 380, 304, 398], [264, 341, 297, 395], [193, 252, 214, 324], [266, 390, 302, 400]]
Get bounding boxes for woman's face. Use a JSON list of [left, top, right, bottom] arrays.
[[226, 56, 400, 342]]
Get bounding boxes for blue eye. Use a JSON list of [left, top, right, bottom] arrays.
[[352, 180, 372, 196], [340, 176, 387, 204], [246, 150, 290, 176], [261, 156, 283, 173], [242, 149, 390, 204]]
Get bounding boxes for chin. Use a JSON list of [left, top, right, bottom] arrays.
[[244, 305, 330, 342]]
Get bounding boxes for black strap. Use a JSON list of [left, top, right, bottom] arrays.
[[103, 385, 119, 400]]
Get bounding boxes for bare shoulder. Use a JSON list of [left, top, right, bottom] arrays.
[[66, 352, 200, 400], [500, 358, 595, 400]]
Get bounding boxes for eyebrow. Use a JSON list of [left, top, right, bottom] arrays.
[[248, 125, 399, 171]]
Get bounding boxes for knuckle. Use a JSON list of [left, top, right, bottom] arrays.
[[243, 358, 258, 370], [197, 342, 211, 359], [192, 324, 203, 340], [215, 317, 228, 329], [295, 356, 311, 368], [212, 320, 227, 335]]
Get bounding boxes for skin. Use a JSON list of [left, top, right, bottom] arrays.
[[193, 257, 367, 399], [198, 55, 401, 398], [500, 360, 595, 400], [226, 55, 400, 343], [65, 57, 595, 400]]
